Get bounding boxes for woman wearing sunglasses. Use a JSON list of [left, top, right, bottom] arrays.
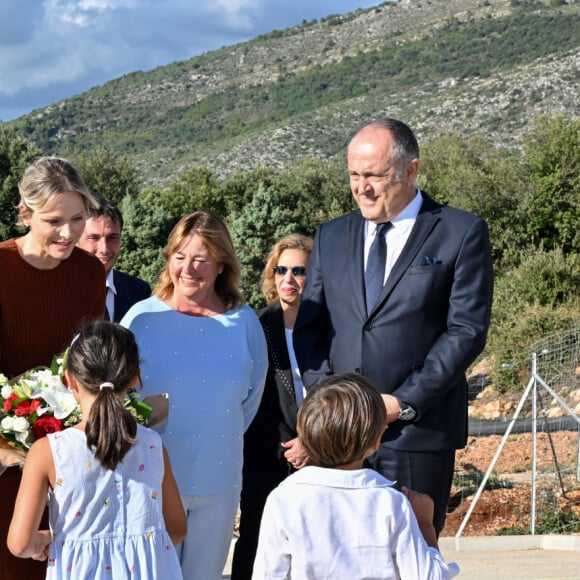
[[231, 233, 312, 580]]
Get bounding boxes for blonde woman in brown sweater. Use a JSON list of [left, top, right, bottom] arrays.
[[0, 156, 106, 580]]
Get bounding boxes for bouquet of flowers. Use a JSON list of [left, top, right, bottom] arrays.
[[1, 354, 151, 452]]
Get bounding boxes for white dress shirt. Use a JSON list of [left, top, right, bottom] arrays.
[[253, 465, 459, 579], [364, 189, 423, 284]]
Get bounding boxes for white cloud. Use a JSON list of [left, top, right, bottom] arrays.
[[206, 0, 260, 30], [0, 0, 382, 121], [47, 0, 137, 27]]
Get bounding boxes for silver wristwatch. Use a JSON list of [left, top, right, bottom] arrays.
[[398, 400, 417, 421]]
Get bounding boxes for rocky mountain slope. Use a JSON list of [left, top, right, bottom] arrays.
[[7, 0, 579, 186]]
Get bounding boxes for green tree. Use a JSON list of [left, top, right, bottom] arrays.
[[220, 166, 279, 216], [160, 166, 225, 222], [72, 147, 141, 206], [0, 127, 41, 240], [225, 158, 352, 305], [277, 157, 352, 235], [419, 135, 526, 267], [230, 183, 304, 307], [486, 246, 579, 391], [521, 115, 579, 256], [115, 191, 175, 286]]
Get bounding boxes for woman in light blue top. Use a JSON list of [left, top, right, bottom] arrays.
[[121, 211, 268, 580]]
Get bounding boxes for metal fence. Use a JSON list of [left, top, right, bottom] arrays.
[[455, 323, 580, 537]]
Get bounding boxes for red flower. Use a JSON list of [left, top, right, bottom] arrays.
[[3, 393, 18, 413], [15, 398, 42, 418], [31, 415, 64, 440]]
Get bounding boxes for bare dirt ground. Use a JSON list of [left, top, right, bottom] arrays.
[[441, 430, 580, 537], [439, 358, 580, 537]]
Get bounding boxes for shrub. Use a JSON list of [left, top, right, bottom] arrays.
[[486, 247, 579, 392]]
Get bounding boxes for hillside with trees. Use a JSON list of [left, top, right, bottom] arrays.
[[4, 0, 579, 186]]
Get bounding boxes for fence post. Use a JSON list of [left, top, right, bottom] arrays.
[[531, 352, 537, 535]]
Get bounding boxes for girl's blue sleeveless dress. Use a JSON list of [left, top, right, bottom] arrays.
[[46, 424, 182, 579]]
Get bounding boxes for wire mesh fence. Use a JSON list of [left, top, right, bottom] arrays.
[[443, 321, 580, 537]]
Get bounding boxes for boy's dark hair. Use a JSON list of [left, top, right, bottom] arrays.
[[297, 373, 388, 468], [66, 320, 140, 470]]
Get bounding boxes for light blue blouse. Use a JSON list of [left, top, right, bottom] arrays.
[[121, 297, 268, 496]]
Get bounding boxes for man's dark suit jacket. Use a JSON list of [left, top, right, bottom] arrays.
[[111, 269, 151, 323], [293, 192, 494, 453], [244, 302, 298, 461]]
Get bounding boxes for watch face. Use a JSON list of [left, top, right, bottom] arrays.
[[399, 405, 416, 421]]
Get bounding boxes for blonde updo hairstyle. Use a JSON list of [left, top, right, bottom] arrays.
[[17, 156, 98, 226]]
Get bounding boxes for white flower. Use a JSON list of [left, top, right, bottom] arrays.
[[31, 369, 60, 388], [1, 384, 13, 399], [13, 416, 30, 433], [1, 415, 33, 449], [15, 428, 32, 447], [1, 416, 14, 431], [0, 373, 9, 387], [32, 382, 78, 420], [1, 416, 30, 433]]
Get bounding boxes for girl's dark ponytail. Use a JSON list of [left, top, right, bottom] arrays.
[[66, 321, 141, 470]]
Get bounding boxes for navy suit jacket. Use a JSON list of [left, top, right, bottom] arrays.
[[111, 269, 151, 323], [293, 193, 494, 453]]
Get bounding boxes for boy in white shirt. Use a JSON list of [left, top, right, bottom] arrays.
[[252, 373, 460, 580]]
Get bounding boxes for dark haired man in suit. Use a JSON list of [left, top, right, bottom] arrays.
[[293, 118, 494, 533], [78, 199, 150, 322]]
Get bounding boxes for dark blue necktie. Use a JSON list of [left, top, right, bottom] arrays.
[[365, 222, 391, 315]]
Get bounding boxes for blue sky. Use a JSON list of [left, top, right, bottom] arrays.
[[0, 0, 382, 122]]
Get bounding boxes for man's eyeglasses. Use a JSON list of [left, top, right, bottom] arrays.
[[273, 266, 307, 277]]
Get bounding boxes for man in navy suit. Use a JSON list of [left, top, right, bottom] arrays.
[[77, 199, 151, 322], [293, 118, 494, 533]]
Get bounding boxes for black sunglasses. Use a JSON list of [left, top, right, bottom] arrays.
[[273, 266, 307, 277]]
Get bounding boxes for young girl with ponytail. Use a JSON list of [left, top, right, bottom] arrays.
[[7, 321, 186, 579]]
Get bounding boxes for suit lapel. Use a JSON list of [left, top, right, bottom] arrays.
[[112, 270, 122, 322], [346, 212, 368, 320], [376, 195, 442, 312], [112, 269, 131, 323]]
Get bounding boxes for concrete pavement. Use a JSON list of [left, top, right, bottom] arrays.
[[439, 535, 580, 579], [222, 535, 580, 579]]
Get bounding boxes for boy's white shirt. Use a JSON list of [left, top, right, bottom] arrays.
[[252, 466, 459, 580]]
